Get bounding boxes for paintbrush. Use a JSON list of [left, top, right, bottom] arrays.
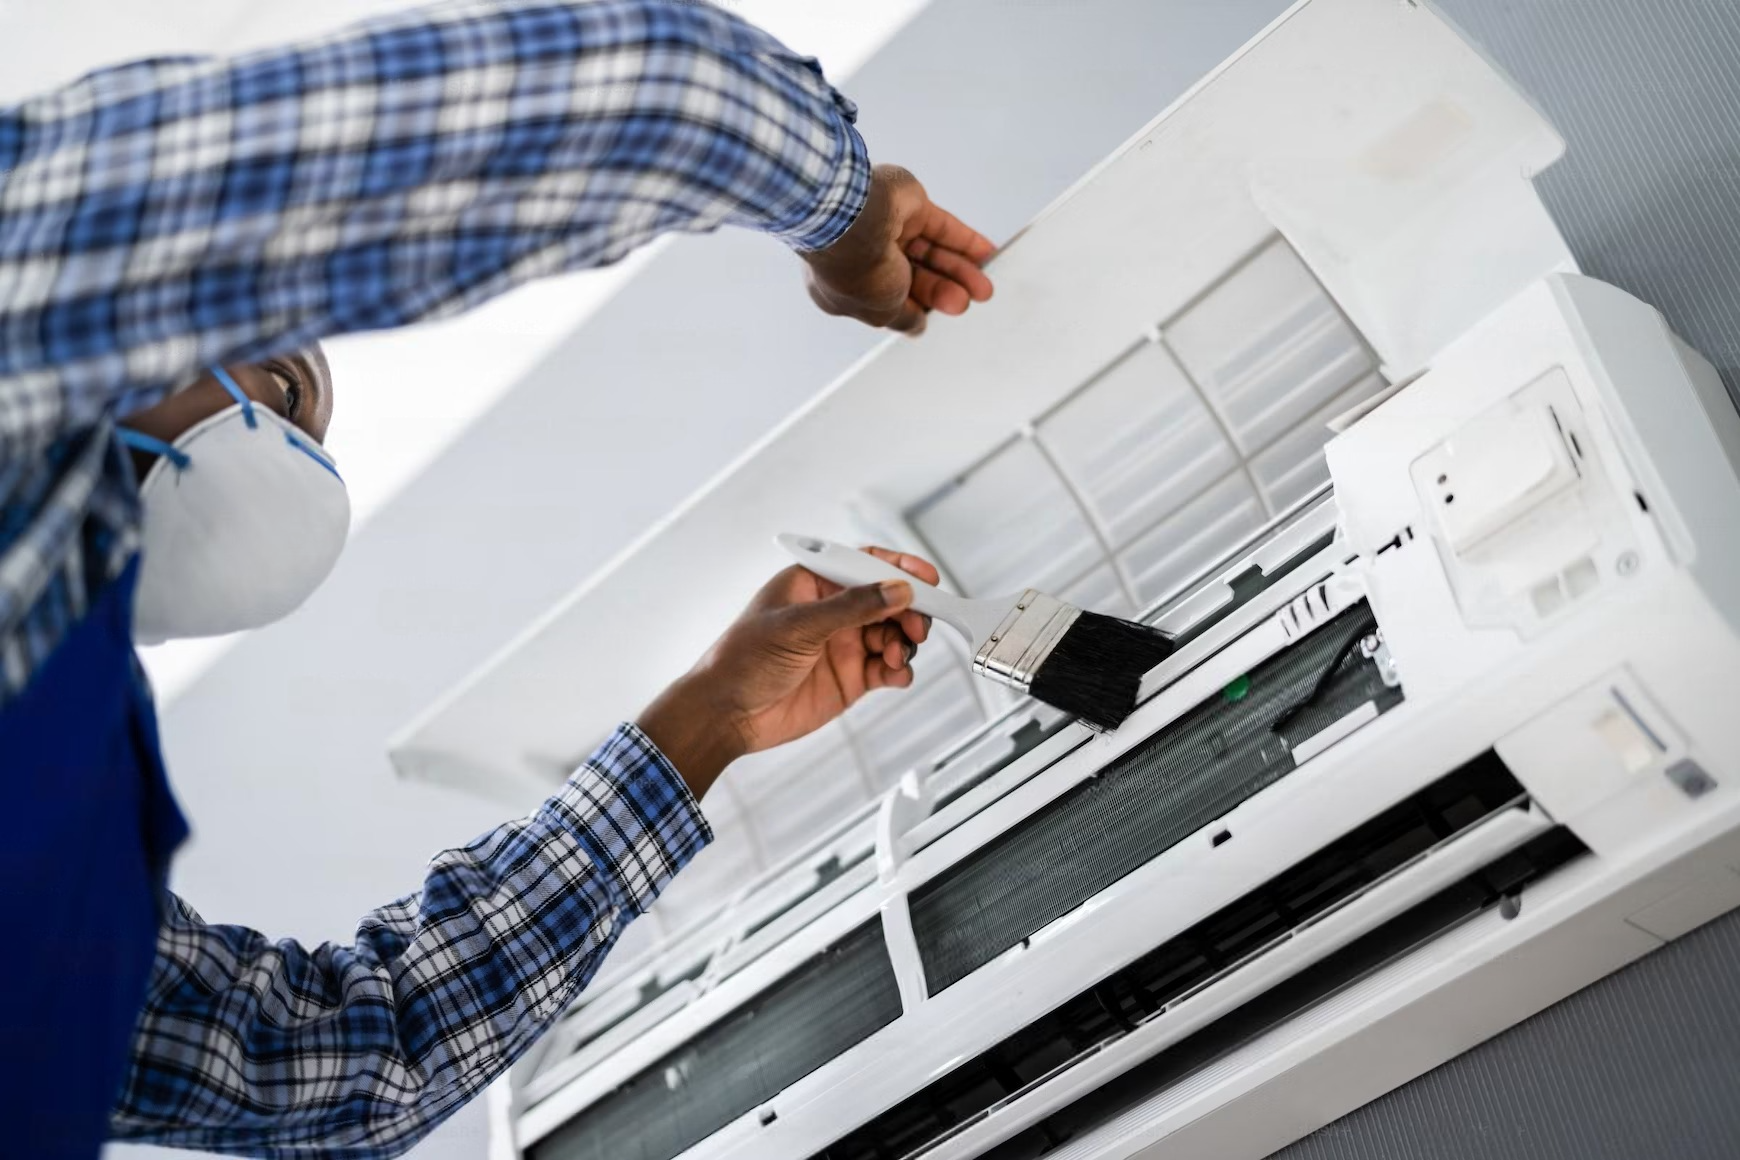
[[779, 534, 1175, 732]]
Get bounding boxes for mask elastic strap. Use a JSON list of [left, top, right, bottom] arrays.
[[211, 365, 258, 429], [114, 427, 192, 472], [285, 431, 344, 482]]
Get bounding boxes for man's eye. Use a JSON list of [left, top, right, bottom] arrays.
[[269, 369, 301, 417]]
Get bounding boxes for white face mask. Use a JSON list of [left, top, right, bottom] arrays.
[[117, 367, 351, 645]]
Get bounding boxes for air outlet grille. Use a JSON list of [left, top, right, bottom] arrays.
[[977, 828, 1587, 1159], [813, 754, 1582, 1160], [530, 921, 901, 1160], [911, 601, 1399, 995]]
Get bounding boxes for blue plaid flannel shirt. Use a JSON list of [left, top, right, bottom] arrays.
[[0, 0, 872, 1153], [116, 725, 711, 1157]]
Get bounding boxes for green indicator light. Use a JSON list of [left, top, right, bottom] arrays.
[[1223, 674, 1251, 702]]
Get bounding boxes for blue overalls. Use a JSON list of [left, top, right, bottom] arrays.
[[0, 558, 189, 1157]]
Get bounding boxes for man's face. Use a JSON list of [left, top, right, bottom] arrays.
[[119, 345, 347, 643], [123, 348, 334, 472]]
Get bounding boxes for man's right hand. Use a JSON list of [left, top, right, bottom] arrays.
[[802, 165, 996, 336], [635, 547, 938, 798]]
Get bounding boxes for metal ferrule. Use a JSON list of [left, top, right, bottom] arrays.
[[972, 590, 1082, 691]]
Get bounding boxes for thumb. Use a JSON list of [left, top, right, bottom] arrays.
[[785, 580, 913, 647], [890, 299, 928, 336]]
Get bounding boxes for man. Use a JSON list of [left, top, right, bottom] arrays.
[[0, 0, 994, 1155]]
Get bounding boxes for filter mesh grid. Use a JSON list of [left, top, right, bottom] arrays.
[[528, 921, 901, 1160], [911, 601, 1399, 995]]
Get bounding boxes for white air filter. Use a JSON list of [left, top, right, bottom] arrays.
[[1037, 342, 1233, 548], [911, 436, 1103, 597], [1165, 239, 1376, 455]]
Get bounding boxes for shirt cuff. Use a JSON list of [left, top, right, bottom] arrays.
[[769, 85, 873, 253], [545, 722, 712, 919]]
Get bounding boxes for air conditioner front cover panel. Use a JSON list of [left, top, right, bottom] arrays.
[[392, 0, 1570, 799]]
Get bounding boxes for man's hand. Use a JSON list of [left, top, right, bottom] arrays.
[[803, 165, 995, 336], [636, 548, 940, 797]]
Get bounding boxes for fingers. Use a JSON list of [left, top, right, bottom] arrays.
[[776, 546, 939, 667], [908, 264, 968, 317], [805, 166, 993, 338], [906, 237, 995, 309], [862, 619, 920, 670], [783, 579, 914, 650], [858, 547, 937, 649], [864, 652, 915, 692], [854, 546, 937, 668], [862, 620, 888, 658], [862, 545, 941, 586], [776, 548, 935, 612], [911, 203, 998, 264]]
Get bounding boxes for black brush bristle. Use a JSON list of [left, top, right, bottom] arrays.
[[1028, 611, 1176, 731]]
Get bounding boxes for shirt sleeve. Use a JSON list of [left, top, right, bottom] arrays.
[[0, 0, 871, 459], [109, 723, 712, 1159]]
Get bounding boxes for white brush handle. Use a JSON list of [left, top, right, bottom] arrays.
[[776, 534, 1005, 648]]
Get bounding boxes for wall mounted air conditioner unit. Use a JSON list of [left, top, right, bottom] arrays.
[[392, 1, 1740, 1157]]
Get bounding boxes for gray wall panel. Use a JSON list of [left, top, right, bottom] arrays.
[[1439, 0, 1740, 407], [1272, 7, 1740, 1155], [1273, 909, 1740, 1160]]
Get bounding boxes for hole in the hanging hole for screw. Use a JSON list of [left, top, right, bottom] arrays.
[[1444, 494, 1456, 505], [1211, 829, 1232, 847], [1635, 491, 1650, 513]]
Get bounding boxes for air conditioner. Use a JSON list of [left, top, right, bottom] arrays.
[[391, 1, 1740, 1157]]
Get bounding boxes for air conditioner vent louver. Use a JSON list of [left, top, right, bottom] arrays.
[[529, 921, 900, 1160], [975, 827, 1587, 1160], [812, 756, 1586, 1160], [913, 601, 1398, 995]]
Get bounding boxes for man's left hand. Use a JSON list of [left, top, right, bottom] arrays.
[[803, 165, 996, 336]]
